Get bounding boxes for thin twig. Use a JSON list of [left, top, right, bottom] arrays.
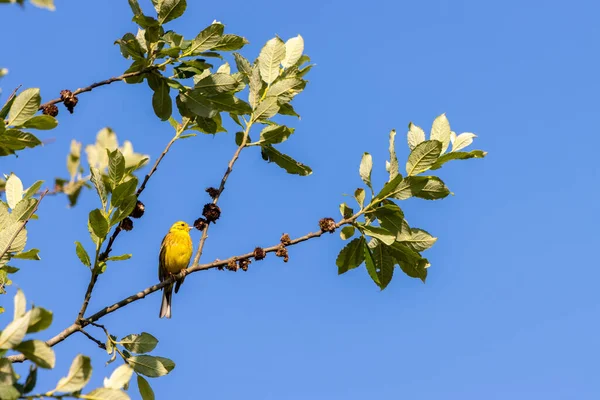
[[37, 66, 159, 110], [0, 190, 48, 260], [78, 328, 106, 350], [7, 215, 357, 363], [191, 119, 253, 266]]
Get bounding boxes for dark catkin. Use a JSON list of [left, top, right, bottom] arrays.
[[41, 104, 59, 117], [319, 218, 336, 233], [227, 259, 238, 272], [60, 90, 79, 113], [253, 247, 266, 261], [239, 259, 250, 271], [193, 218, 207, 231], [205, 187, 220, 199], [130, 200, 145, 218], [280, 233, 291, 246], [202, 203, 221, 223], [120, 217, 133, 231], [275, 245, 289, 262]]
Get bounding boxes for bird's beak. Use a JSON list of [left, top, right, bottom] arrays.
[[188, 226, 193, 231]]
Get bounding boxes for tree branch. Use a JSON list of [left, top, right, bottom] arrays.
[[7, 215, 357, 363], [78, 328, 106, 350], [37, 66, 159, 111], [0, 190, 48, 260]]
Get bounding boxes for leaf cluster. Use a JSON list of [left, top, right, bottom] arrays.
[[337, 114, 486, 289]]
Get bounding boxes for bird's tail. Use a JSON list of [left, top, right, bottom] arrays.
[[159, 284, 173, 319]]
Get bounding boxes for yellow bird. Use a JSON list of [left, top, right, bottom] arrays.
[[158, 221, 193, 319]]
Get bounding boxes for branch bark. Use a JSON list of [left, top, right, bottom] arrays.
[[7, 215, 356, 363]]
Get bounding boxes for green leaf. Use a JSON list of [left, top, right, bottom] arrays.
[[0, 385, 19, 400], [374, 203, 404, 236], [339, 202, 354, 219], [13, 289, 25, 320], [111, 178, 138, 208], [398, 228, 437, 252], [106, 254, 132, 262], [115, 33, 145, 60], [359, 225, 395, 245], [260, 145, 312, 176], [187, 23, 224, 54], [82, 388, 130, 400], [127, 355, 175, 377], [354, 188, 365, 209], [75, 241, 91, 267], [0, 222, 27, 255], [373, 174, 403, 202], [359, 153, 373, 192], [452, 132, 477, 152], [278, 102, 300, 118], [195, 73, 239, 95], [89, 209, 109, 239], [18, 115, 58, 130], [5, 174, 23, 209], [248, 64, 263, 109], [9, 198, 36, 222], [268, 77, 304, 99], [363, 241, 379, 286], [413, 176, 451, 200], [137, 375, 155, 400], [13, 248, 40, 260], [256, 124, 294, 145], [90, 167, 107, 207], [252, 96, 280, 121], [213, 34, 248, 51], [0, 203, 8, 228], [336, 237, 365, 275], [52, 354, 92, 394], [281, 35, 304, 68], [157, 0, 186, 24], [407, 122, 425, 151], [369, 240, 395, 289], [110, 195, 137, 226], [340, 226, 355, 240], [23, 180, 43, 198], [386, 129, 399, 181], [27, 307, 53, 333], [152, 79, 172, 121], [119, 332, 158, 354], [430, 113, 451, 154], [15, 340, 55, 369], [233, 53, 252, 76], [22, 365, 37, 394], [0, 130, 42, 153], [128, 0, 142, 15], [430, 150, 487, 170], [405, 140, 442, 176], [206, 94, 252, 115], [0, 358, 16, 386], [0, 311, 31, 349], [108, 150, 126, 188], [258, 37, 286, 84], [104, 364, 134, 390], [389, 176, 428, 200], [7, 88, 41, 126]]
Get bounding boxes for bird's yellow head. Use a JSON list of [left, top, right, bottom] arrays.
[[170, 221, 192, 232]]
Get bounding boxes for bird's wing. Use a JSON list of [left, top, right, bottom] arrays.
[[158, 234, 169, 282]]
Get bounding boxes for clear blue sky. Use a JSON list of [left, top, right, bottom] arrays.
[[2, 0, 599, 399]]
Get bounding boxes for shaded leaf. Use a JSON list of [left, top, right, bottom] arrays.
[[336, 237, 365, 275], [13, 248, 40, 260], [152, 79, 172, 121], [89, 209, 109, 239], [23, 180, 43, 198], [374, 203, 404, 236], [340, 226, 355, 240], [363, 241, 380, 286], [127, 355, 175, 378], [106, 254, 132, 261], [18, 115, 58, 130], [137, 375, 155, 400], [108, 150, 125, 188], [213, 34, 248, 51], [413, 176, 451, 200], [15, 340, 55, 369], [359, 225, 395, 245], [90, 167, 107, 207], [252, 96, 280, 121], [111, 178, 138, 208], [430, 149, 487, 170], [257, 124, 294, 145], [370, 240, 395, 289], [187, 23, 224, 54], [157, 0, 186, 24], [354, 188, 365, 209], [27, 307, 53, 333], [260, 145, 312, 176], [195, 73, 238, 94], [398, 228, 437, 252], [75, 241, 91, 267]]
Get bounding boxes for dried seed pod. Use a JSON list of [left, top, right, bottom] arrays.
[[253, 247, 266, 261], [319, 217, 336, 233]]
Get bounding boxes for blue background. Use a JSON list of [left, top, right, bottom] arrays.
[[2, 0, 599, 399]]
